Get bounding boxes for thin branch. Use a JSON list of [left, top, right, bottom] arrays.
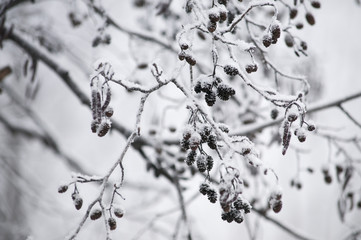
[[88, 2, 176, 53], [231, 90, 361, 136], [173, 174, 192, 240], [252, 208, 317, 240], [222, 2, 276, 34], [338, 104, 361, 129], [4, 26, 166, 151]]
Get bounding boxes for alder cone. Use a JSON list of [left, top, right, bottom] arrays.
[[289, 8, 298, 19], [108, 217, 117, 230], [114, 208, 124, 218], [90, 209, 102, 220], [272, 201, 282, 213], [305, 13, 315, 25]]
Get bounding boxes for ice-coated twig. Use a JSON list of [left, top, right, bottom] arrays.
[[68, 93, 150, 239], [222, 1, 277, 34], [88, 2, 176, 53], [231, 90, 361, 136]]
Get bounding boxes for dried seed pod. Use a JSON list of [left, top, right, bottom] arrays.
[[91, 120, 98, 133], [296, 22, 304, 29], [270, 108, 279, 119], [185, 55, 196, 66], [197, 31, 206, 40], [196, 155, 207, 172], [182, 126, 193, 140], [92, 36, 102, 48], [207, 189, 218, 203], [209, 12, 220, 23], [58, 185, 68, 193], [311, 1, 321, 8], [289, 8, 298, 19], [194, 81, 202, 93], [221, 211, 234, 223], [137, 63, 148, 69], [324, 174, 332, 184], [233, 199, 243, 210], [105, 107, 114, 118], [305, 12, 315, 25], [201, 125, 211, 136], [270, 23, 281, 41], [72, 194, 83, 210], [180, 43, 189, 50], [217, 0, 228, 5], [295, 128, 306, 142], [224, 64, 239, 76], [199, 183, 210, 195], [245, 64, 257, 73], [108, 217, 117, 230], [272, 200, 283, 213], [90, 209, 102, 220], [284, 34, 294, 48], [185, 150, 197, 165], [206, 155, 214, 171], [357, 200, 361, 209], [241, 147, 251, 155], [134, 0, 146, 7], [262, 34, 272, 48], [185, 0, 193, 13], [207, 21, 217, 33], [287, 111, 298, 122], [114, 208, 124, 218], [189, 132, 201, 150], [218, 123, 230, 133], [178, 51, 186, 61], [207, 134, 217, 149], [219, 11, 227, 21], [217, 83, 235, 101], [234, 213, 244, 223], [168, 125, 176, 133], [180, 138, 190, 150], [205, 91, 217, 106], [103, 34, 111, 45], [98, 121, 110, 137], [307, 123, 316, 132], [300, 41, 308, 51]]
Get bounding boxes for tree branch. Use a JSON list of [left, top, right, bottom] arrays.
[[231, 90, 361, 136], [338, 104, 361, 129], [252, 208, 317, 240], [89, 2, 176, 53], [0, 113, 86, 173]]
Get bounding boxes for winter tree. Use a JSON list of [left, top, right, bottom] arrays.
[[0, 0, 361, 239]]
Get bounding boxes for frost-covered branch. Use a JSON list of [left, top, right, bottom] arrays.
[[68, 93, 149, 239], [88, 2, 176, 53], [231, 90, 361, 136]]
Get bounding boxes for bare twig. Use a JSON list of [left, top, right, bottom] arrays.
[[89, 2, 176, 53], [252, 208, 317, 240], [231, 90, 361, 136], [338, 104, 361, 129]]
